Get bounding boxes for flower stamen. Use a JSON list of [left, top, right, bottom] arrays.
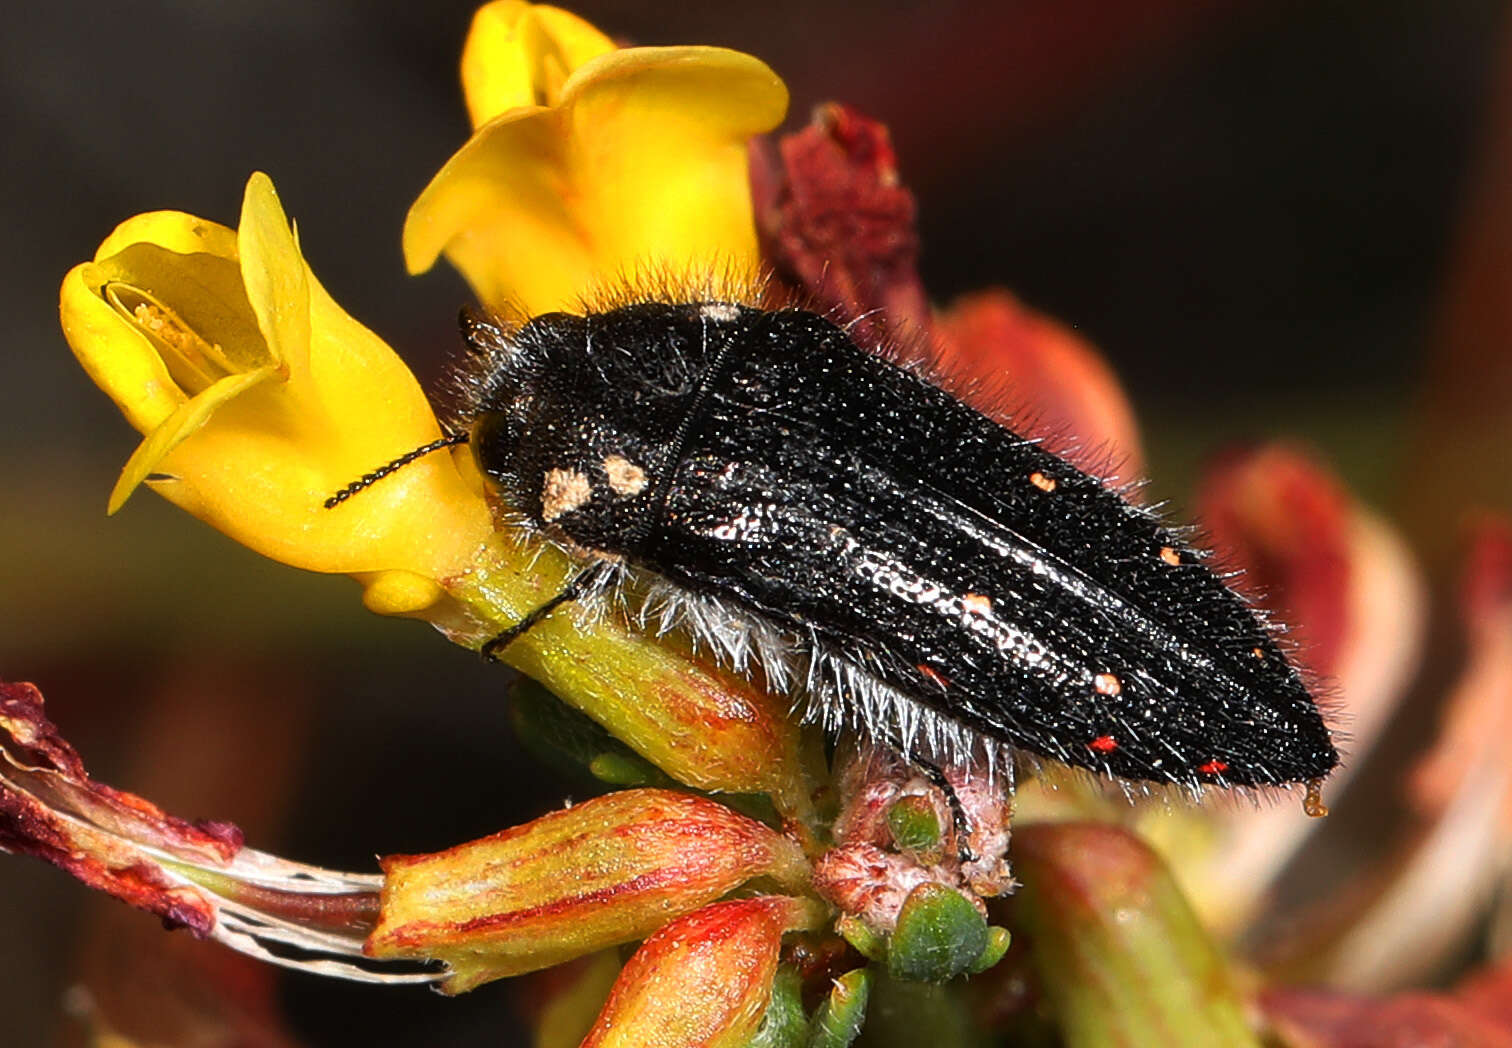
[[104, 281, 236, 394]]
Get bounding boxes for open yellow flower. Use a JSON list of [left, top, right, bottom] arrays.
[[404, 0, 788, 316], [61, 165, 812, 817], [60, 172, 492, 587]]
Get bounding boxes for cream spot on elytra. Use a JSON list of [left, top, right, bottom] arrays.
[[1029, 471, 1057, 493], [541, 468, 592, 521], [603, 454, 648, 497], [700, 302, 742, 322]]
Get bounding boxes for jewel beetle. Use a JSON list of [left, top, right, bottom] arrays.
[[331, 297, 1339, 795]]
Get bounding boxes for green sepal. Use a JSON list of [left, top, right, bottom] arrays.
[[745, 966, 808, 1048], [854, 972, 988, 1048], [509, 677, 641, 783], [836, 914, 887, 962], [886, 795, 942, 854], [887, 884, 990, 983], [968, 926, 1011, 975], [807, 967, 870, 1047], [588, 750, 674, 787]]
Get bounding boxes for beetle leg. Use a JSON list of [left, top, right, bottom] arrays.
[[916, 759, 980, 866], [480, 561, 615, 661]]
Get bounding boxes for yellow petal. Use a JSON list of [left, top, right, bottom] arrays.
[[62, 212, 270, 435], [358, 569, 448, 618], [107, 365, 276, 514], [156, 268, 492, 578], [65, 176, 826, 826], [95, 207, 239, 262], [405, 45, 787, 316], [460, 0, 615, 127], [62, 261, 185, 435], [237, 172, 307, 373]]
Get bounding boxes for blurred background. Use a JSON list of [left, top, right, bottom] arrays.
[[2, 0, 1509, 1043]]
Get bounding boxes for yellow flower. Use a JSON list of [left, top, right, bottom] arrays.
[[59, 182, 813, 813], [404, 0, 788, 316], [60, 172, 492, 587], [59, 27, 814, 817]]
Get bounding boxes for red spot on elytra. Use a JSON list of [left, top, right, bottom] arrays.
[[1198, 759, 1230, 775], [917, 664, 950, 689], [1087, 734, 1119, 753]]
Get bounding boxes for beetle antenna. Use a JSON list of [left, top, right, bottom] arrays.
[[324, 431, 470, 509]]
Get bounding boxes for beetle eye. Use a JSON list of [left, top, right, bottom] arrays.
[[470, 410, 525, 481]]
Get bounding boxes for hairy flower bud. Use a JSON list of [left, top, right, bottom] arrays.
[[580, 895, 823, 1047], [368, 789, 809, 993]]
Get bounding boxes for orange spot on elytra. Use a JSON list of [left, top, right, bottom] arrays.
[[1093, 672, 1122, 697], [1160, 546, 1181, 566], [1303, 779, 1330, 818], [1251, 646, 1265, 659], [917, 664, 950, 689], [961, 592, 993, 616], [1088, 734, 1118, 753], [1029, 471, 1057, 493], [1197, 759, 1229, 775]]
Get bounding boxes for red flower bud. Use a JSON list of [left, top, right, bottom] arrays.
[[368, 789, 809, 993], [580, 895, 823, 1048]]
